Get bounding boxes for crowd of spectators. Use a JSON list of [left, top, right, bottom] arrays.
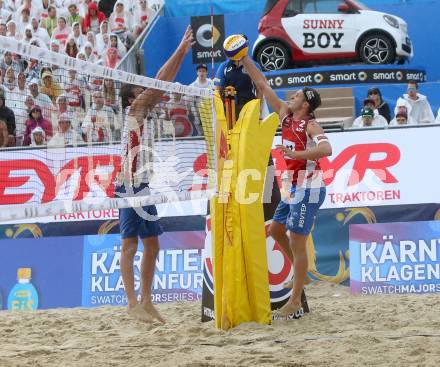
[[0, 0, 158, 148], [351, 81, 439, 129]]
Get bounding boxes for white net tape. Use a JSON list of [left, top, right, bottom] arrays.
[[0, 36, 212, 98]]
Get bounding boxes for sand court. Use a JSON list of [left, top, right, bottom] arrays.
[[1, 282, 439, 367]]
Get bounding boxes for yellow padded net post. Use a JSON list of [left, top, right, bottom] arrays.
[[209, 95, 278, 330]]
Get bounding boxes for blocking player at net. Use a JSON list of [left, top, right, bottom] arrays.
[[116, 26, 194, 323], [240, 47, 332, 317]]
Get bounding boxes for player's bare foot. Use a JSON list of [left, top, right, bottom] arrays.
[[127, 304, 153, 323], [274, 301, 302, 317], [142, 302, 166, 324], [283, 275, 313, 289]]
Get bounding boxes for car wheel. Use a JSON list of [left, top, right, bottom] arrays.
[[359, 34, 395, 64], [256, 42, 290, 71]]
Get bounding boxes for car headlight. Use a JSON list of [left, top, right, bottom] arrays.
[[383, 15, 399, 29], [400, 23, 408, 34]]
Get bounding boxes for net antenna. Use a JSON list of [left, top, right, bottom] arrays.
[[0, 36, 217, 222], [211, 3, 215, 80]]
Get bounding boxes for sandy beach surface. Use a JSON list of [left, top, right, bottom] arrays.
[[1, 282, 439, 367]]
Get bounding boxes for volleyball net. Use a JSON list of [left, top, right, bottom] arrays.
[[0, 36, 217, 222]]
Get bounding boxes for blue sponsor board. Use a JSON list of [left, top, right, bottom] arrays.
[[350, 221, 440, 295], [0, 237, 83, 310], [81, 232, 205, 307], [0, 230, 205, 310], [81, 235, 126, 307], [2, 204, 440, 310]]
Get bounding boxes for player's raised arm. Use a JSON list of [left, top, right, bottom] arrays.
[[241, 55, 288, 118], [130, 26, 194, 123]]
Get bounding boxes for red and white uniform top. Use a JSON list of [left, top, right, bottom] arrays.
[[118, 107, 155, 185], [281, 113, 323, 186]]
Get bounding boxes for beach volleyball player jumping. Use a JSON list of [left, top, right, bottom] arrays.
[[228, 36, 333, 317], [116, 26, 194, 323]]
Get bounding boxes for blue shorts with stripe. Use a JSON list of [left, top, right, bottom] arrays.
[[272, 185, 326, 235], [115, 183, 163, 239]]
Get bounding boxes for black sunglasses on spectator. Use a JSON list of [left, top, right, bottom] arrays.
[[368, 91, 378, 95]]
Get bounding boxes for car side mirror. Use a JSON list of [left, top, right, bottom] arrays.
[[337, 3, 350, 12]]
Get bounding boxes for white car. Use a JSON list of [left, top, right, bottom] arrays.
[[253, 0, 413, 71]]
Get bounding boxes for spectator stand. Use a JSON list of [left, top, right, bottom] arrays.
[[0, 0, 167, 150], [116, 0, 164, 74]]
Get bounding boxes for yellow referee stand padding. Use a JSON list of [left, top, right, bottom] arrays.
[[206, 94, 279, 330]]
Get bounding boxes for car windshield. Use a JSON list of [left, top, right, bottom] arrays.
[[303, 0, 341, 13], [301, 0, 370, 13], [263, 0, 279, 15], [346, 0, 369, 10]]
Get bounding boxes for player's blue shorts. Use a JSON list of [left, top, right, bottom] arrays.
[[115, 183, 163, 239], [272, 185, 326, 235]]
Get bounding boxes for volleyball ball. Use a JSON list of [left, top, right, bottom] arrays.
[[223, 34, 249, 61]]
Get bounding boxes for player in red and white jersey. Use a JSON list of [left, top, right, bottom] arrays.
[[241, 55, 332, 317], [281, 109, 323, 187], [115, 26, 194, 324]]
